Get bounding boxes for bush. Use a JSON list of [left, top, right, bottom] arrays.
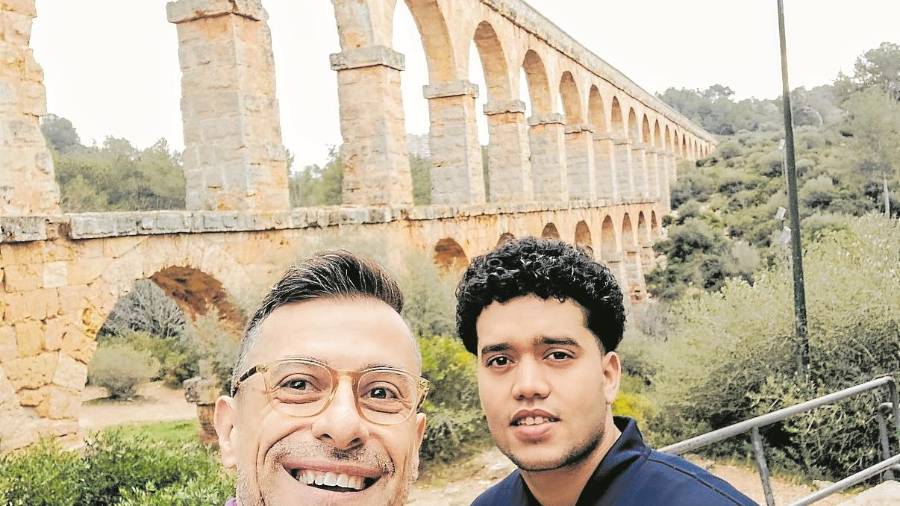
[[647, 215, 900, 478], [84, 431, 231, 506], [108, 331, 199, 388], [0, 430, 233, 506], [88, 342, 160, 399], [418, 335, 487, 463], [182, 311, 241, 394], [0, 439, 84, 506], [100, 280, 186, 340]]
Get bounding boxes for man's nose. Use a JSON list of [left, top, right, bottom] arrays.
[[310, 378, 369, 451], [511, 357, 551, 401]]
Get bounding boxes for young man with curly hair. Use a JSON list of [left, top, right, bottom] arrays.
[[456, 237, 755, 506]]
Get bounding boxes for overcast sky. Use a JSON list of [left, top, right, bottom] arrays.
[[30, 1, 900, 168]]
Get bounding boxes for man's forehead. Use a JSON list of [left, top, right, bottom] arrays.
[[248, 297, 420, 373]]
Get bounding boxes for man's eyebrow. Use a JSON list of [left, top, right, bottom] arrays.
[[480, 343, 511, 355], [535, 336, 582, 348], [361, 362, 406, 371]]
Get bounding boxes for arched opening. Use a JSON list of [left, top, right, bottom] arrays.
[[651, 210, 660, 236], [87, 267, 242, 433], [559, 72, 583, 124], [627, 108, 640, 142], [541, 223, 561, 239], [497, 232, 516, 246], [522, 50, 552, 115], [434, 238, 468, 271], [611, 97, 625, 137], [575, 221, 593, 256], [637, 211, 650, 246], [588, 86, 607, 133], [641, 115, 652, 146], [600, 215, 617, 261], [650, 119, 663, 198]]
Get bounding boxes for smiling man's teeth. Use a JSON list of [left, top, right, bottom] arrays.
[[517, 416, 556, 426], [296, 470, 366, 491]]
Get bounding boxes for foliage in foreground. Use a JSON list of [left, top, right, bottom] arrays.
[[645, 215, 900, 479], [0, 429, 232, 506]]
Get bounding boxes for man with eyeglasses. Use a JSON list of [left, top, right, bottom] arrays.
[[456, 238, 755, 505], [215, 251, 430, 506]]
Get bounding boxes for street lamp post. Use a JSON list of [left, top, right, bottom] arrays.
[[776, 0, 810, 379]]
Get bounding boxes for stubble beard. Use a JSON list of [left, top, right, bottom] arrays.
[[500, 424, 604, 473]]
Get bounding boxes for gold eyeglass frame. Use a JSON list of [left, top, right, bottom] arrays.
[[231, 357, 430, 426]]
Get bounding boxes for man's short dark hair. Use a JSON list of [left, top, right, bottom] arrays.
[[231, 250, 404, 390], [455, 237, 625, 355]]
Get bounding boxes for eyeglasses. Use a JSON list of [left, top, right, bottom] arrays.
[[231, 358, 430, 426]]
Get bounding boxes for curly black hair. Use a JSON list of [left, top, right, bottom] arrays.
[[455, 237, 625, 355]]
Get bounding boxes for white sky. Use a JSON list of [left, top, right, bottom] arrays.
[[30, 1, 900, 168]]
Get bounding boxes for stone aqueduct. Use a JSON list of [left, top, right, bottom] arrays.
[[0, 0, 715, 450]]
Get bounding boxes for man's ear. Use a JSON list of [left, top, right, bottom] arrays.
[[602, 352, 622, 405], [411, 412, 427, 481], [214, 396, 239, 469]]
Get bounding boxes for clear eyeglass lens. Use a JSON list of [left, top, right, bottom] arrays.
[[357, 370, 417, 424], [269, 361, 333, 416]]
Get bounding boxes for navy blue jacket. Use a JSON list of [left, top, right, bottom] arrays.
[[472, 417, 757, 506]]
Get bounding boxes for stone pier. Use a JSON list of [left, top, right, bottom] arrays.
[[425, 80, 486, 205], [528, 113, 568, 201], [565, 124, 596, 201], [483, 99, 533, 202], [167, 0, 290, 211]]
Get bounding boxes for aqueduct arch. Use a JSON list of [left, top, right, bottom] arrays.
[[541, 222, 561, 239], [574, 221, 593, 256]]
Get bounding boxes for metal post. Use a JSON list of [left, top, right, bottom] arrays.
[[751, 427, 777, 506], [876, 405, 894, 481], [889, 380, 900, 458], [776, 0, 809, 378]]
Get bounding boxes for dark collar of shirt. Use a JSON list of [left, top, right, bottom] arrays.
[[472, 417, 757, 506]]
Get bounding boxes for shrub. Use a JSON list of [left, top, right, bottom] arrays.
[[99, 279, 186, 340], [0, 429, 233, 506], [0, 439, 84, 506], [182, 311, 241, 393], [88, 342, 160, 399], [109, 331, 199, 388], [418, 335, 487, 463], [647, 215, 900, 478]]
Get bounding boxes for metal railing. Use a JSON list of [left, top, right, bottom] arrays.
[[659, 375, 900, 506]]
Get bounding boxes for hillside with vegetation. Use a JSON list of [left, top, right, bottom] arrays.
[[622, 42, 900, 480]]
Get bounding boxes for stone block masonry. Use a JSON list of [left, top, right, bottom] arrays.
[[167, 0, 290, 211], [0, 0, 60, 216]]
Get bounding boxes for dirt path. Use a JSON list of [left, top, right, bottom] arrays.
[[79, 381, 196, 431], [80, 384, 853, 504]]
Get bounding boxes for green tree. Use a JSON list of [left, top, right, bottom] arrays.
[[40, 114, 81, 153], [835, 42, 900, 101], [289, 146, 343, 207], [54, 137, 185, 212]]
